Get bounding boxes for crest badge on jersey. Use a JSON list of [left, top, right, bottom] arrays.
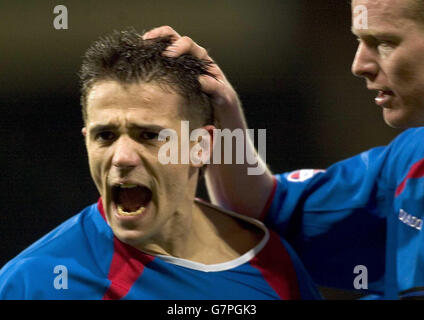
[[286, 169, 325, 182]]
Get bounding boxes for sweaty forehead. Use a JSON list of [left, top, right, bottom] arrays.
[[86, 80, 185, 121]]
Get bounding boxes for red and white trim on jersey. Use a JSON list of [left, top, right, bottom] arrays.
[[97, 197, 302, 300], [395, 159, 424, 197]]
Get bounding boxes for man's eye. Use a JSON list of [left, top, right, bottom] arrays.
[[377, 41, 396, 55], [140, 131, 158, 140], [96, 131, 116, 141], [378, 41, 393, 47]]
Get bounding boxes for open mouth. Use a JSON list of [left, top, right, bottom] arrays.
[[112, 184, 153, 216], [375, 90, 395, 106]]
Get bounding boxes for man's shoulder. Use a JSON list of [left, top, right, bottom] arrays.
[[0, 203, 100, 279], [388, 127, 424, 153], [381, 127, 424, 179], [0, 202, 114, 299]]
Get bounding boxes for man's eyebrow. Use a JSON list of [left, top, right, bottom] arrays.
[[128, 123, 166, 132], [88, 124, 116, 135], [88, 123, 166, 134], [351, 26, 399, 39], [351, 26, 375, 36]]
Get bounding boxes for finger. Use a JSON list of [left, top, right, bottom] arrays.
[[200, 75, 233, 109], [142, 25, 181, 40], [199, 75, 226, 98], [205, 62, 226, 82], [163, 36, 210, 61]]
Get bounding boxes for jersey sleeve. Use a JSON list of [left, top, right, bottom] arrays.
[[0, 260, 27, 299], [264, 128, 424, 294]]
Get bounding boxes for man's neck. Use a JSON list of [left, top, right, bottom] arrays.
[[136, 201, 264, 265]]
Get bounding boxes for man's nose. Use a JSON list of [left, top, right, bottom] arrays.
[[112, 137, 141, 169], [351, 42, 378, 81]]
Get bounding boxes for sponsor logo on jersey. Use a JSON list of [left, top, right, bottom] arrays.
[[286, 169, 325, 182], [398, 209, 422, 231]]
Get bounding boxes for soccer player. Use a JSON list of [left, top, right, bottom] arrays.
[[142, 0, 424, 299], [0, 29, 320, 300]]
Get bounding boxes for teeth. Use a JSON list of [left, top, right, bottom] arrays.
[[117, 204, 145, 216], [119, 184, 138, 189]]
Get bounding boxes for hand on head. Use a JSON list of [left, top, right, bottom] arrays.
[[142, 26, 242, 127]]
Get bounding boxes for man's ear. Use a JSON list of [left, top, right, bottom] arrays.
[[81, 127, 87, 137], [190, 125, 215, 168], [203, 125, 215, 151]]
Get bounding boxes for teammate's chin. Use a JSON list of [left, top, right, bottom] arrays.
[[382, 104, 422, 129]]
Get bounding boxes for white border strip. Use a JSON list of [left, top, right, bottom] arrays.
[[150, 199, 270, 272]]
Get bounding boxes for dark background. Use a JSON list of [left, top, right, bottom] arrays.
[[0, 1, 401, 298]]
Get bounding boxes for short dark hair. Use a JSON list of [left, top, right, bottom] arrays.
[[79, 28, 214, 127]]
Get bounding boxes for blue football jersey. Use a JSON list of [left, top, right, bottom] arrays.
[[0, 199, 320, 300], [264, 127, 424, 299]]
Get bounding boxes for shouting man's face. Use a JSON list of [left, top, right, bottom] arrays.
[[83, 80, 202, 250]]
